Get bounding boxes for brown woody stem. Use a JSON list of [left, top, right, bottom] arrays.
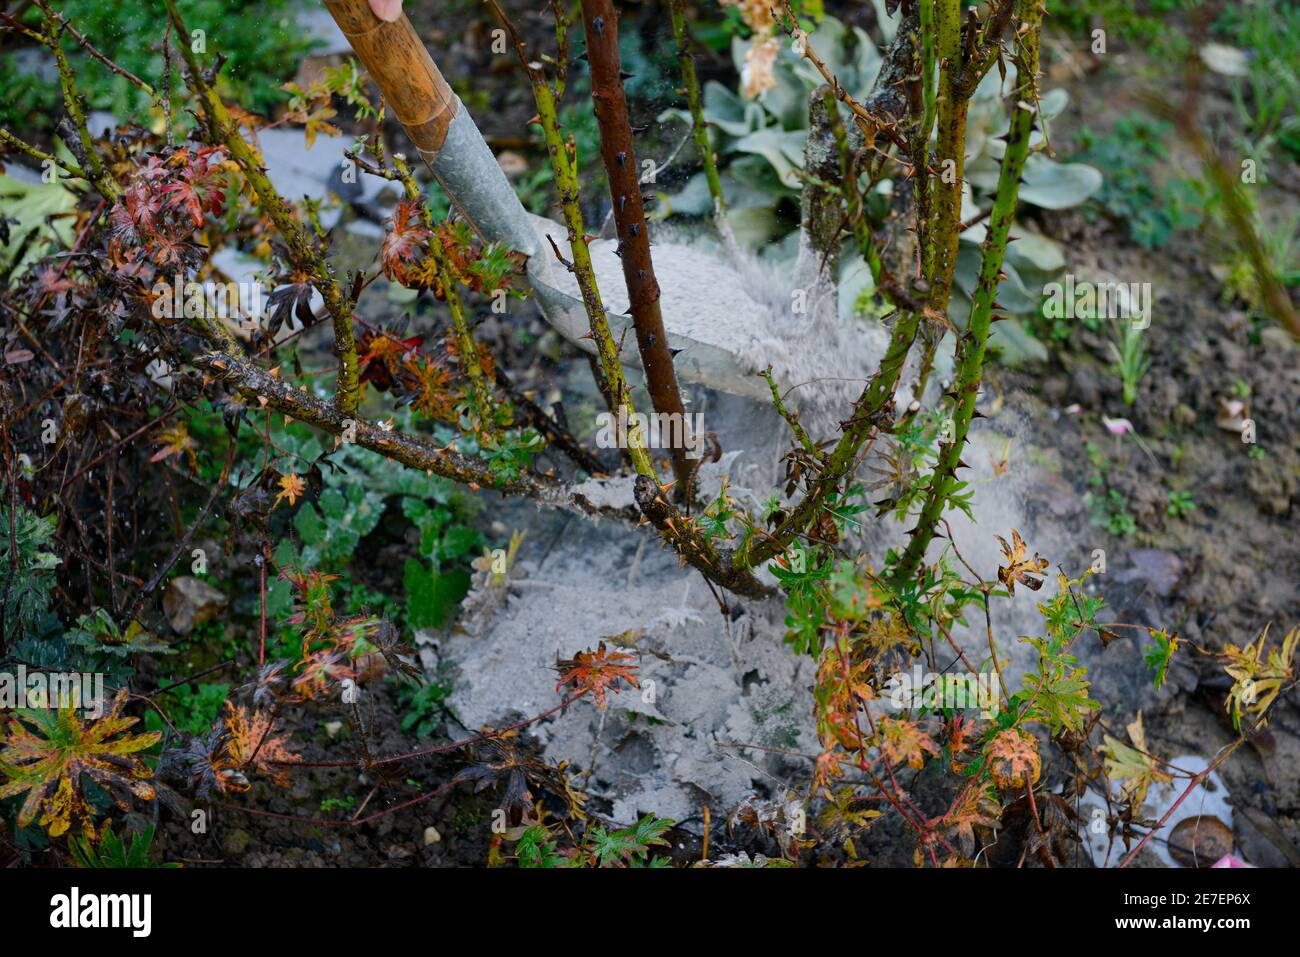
[[579, 0, 695, 498], [191, 351, 616, 518]]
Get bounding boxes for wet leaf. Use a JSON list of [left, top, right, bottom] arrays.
[[275, 471, 306, 508], [995, 529, 1048, 595], [555, 642, 640, 709], [986, 728, 1041, 792], [1100, 712, 1171, 809], [0, 691, 160, 838], [876, 717, 939, 770]]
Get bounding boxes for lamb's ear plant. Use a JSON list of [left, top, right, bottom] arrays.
[[660, 7, 1098, 358]]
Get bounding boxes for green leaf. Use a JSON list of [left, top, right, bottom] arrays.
[[587, 814, 673, 867], [1016, 155, 1103, 210], [0, 173, 77, 277], [70, 823, 177, 868], [517, 825, 565, 868], [265, 540, 298, 619], [438, 524, 482, 564], [1006, 226, 1066, 271], [654, 171, 715, 217], [293, 483, 384, 567], [403, 560, 471, 631], [1020, 665, 1099, 734], [698, 79, 760, 138], [730, 128, 808, 190], [1143, 630, 1180, 691], [0, 507, 60, 643]]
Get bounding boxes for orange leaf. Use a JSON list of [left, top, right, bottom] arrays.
[[275, 472, 306, 507], [555, 641, 639, 709], [876, 717, 939, 770], [986, 728, 1041, 791]]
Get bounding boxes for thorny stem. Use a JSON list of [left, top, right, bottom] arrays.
[[483, 7, 754, 591], [162, 0, 361, 415], [824, 89, 878, 281], [668, 0, 725, 217], [37, 0, 159, 106], [161, 22, 174, 147], [779, 0, 908, 152], [579, 0, 696, 498], [36, 4, 116, 199], [918, 0, 938, 149], [738, 3, 935, 572], [496, 0, 915, 590], [633, 474, 772, 599], [892, 0, 1042, 588], [907, 0, 941, 415], [761, 369, 824, 464], [927, 0, 1015, 311], [928, 0, 967, 312], [190, 350, 615, 515], [909, 333, 940, 419], [801, 87, 843, 281], [0, 128, 90, 182], [549, 0, 570, 100], [534, 96, 653, 477], [486, 0, 655, 478], [737, 308, 917, 570]]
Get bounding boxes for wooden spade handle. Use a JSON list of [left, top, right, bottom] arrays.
[[322, 0, 459, 160]]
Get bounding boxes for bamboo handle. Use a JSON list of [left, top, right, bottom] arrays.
[[322, 0, 459, 161]]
